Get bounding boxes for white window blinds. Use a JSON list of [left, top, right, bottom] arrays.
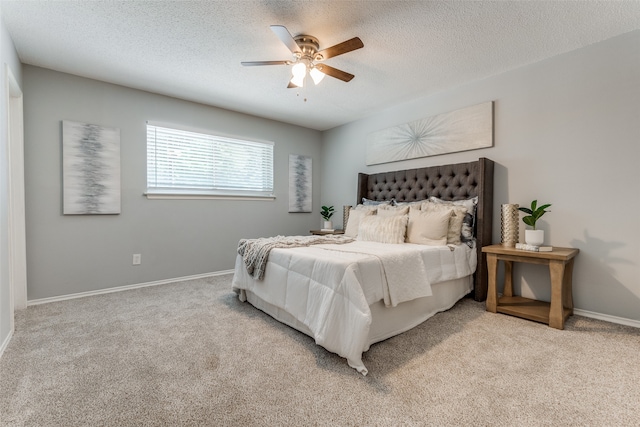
[[146, 124, 274, 198]]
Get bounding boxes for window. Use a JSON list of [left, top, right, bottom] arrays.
[[146, 123, 274, 199]]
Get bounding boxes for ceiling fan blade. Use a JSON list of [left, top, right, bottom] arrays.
[[315, 37, 364, 61], [287, 81, 297, 89], [270, 25, 301, 54], [317, 64, 354, 82], [241, 60, 290, 66]]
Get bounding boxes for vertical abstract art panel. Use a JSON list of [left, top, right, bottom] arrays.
[[365, 102, 493, 165], [288, 154, 312, 213], [63, 120, 121, 214]]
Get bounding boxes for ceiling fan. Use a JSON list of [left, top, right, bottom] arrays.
[[241, 25, 364, 88]]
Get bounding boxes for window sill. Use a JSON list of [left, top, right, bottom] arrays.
[[144, 192, 275, 201]]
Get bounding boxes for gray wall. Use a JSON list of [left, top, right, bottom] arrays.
[[321, 31, 640, 322], [1, 13, 23, 346], [23, 66, 322, 300]]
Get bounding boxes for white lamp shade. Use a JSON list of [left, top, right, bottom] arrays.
[[292, 62, 306, 77], [290, 74, 304, 87], [309, 67, 325, 85], [290, 63, 307, 87]]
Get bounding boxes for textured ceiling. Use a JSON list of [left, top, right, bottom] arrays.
[[1, 1, 639, 130]]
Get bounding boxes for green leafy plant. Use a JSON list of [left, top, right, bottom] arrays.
[[320, 205, 335, 221], [518, 200, 551, 230]]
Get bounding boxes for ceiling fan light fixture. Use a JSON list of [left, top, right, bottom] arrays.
[[290, 62, 307, 87], [309, 67, 325, 85], [290, 74, 305, 88], [241, 25, 364, 88], [292, 62, 306, 77]]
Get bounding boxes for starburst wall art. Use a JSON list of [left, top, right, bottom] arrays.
[[365, 102, 493, 166]]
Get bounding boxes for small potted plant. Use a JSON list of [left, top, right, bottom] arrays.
[[320, 205, 335, 229], [519, 200, 551, 246]]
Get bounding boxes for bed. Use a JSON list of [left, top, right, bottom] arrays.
[[232, 157, 494, 375]]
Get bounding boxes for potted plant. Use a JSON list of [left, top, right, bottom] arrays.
[[320, 205, 335, 229], [519, 200, 551, 246]]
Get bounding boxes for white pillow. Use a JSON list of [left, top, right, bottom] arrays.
[[421, 202, 467, 245], [406, 206, 451, 246], [427, 196, 478, 244], [377, 204, 410, 217], [344, 209, 374, 237], [357, 215, 408, 244]]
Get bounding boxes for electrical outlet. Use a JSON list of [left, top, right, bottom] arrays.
[[132, 254, 141, 265]]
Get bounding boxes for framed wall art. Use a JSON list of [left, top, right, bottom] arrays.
[[288, 154, 312, 213], [62, 120, 121, 214]]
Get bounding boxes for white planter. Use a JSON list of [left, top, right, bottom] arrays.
[[323, 220, 333, 229], [525, 229, 544, 246]]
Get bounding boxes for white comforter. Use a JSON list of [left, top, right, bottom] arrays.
[[231, 240, 476, 375]]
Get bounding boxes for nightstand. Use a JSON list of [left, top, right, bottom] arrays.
[[482, 244, 579, 330], [310, 229, 345, 235]]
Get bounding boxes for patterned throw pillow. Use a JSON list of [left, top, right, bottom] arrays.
[[361, 198, 392, 206], [354, 202, 387, 213], [391, 199, 423, 208], [357, 215, 408, 244]]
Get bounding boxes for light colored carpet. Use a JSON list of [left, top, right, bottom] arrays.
[[1, 274, 638, 426]]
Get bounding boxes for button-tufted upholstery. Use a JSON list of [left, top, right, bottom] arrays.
[[356, 158, 494, 301], [362, 163, 479, 203]]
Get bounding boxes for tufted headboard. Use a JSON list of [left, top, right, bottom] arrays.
[[356, 157, 494, 301]]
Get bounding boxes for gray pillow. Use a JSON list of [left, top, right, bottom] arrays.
[[362, 197, 391, 206]]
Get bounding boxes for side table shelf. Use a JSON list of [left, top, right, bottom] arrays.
[[482, 244, 579, 330], [310, 229, 344, 235], [495, 296, 572, 325]]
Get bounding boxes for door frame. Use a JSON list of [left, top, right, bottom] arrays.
[[5, 64, 27, 329]]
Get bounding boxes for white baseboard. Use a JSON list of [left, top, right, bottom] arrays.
[[574, 308, 640, 329], [27, 270, 235, 307], [25, 273, 640, 324], [0, 329, 13, 359]]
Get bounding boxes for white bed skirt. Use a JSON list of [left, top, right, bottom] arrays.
[[237, 275, 472, 354], [233, 242, 476, 374]]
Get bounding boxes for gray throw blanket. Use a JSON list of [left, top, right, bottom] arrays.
[[237, 234, 354, 280]]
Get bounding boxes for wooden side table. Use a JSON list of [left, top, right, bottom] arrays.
[[310, 229, 345, 235], [482, 244, 579, 329]]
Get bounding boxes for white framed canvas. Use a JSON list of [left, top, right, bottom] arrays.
[[288, 154, 312, 213], [62, 120, 121, 214], [366, 101, 493, 165]]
